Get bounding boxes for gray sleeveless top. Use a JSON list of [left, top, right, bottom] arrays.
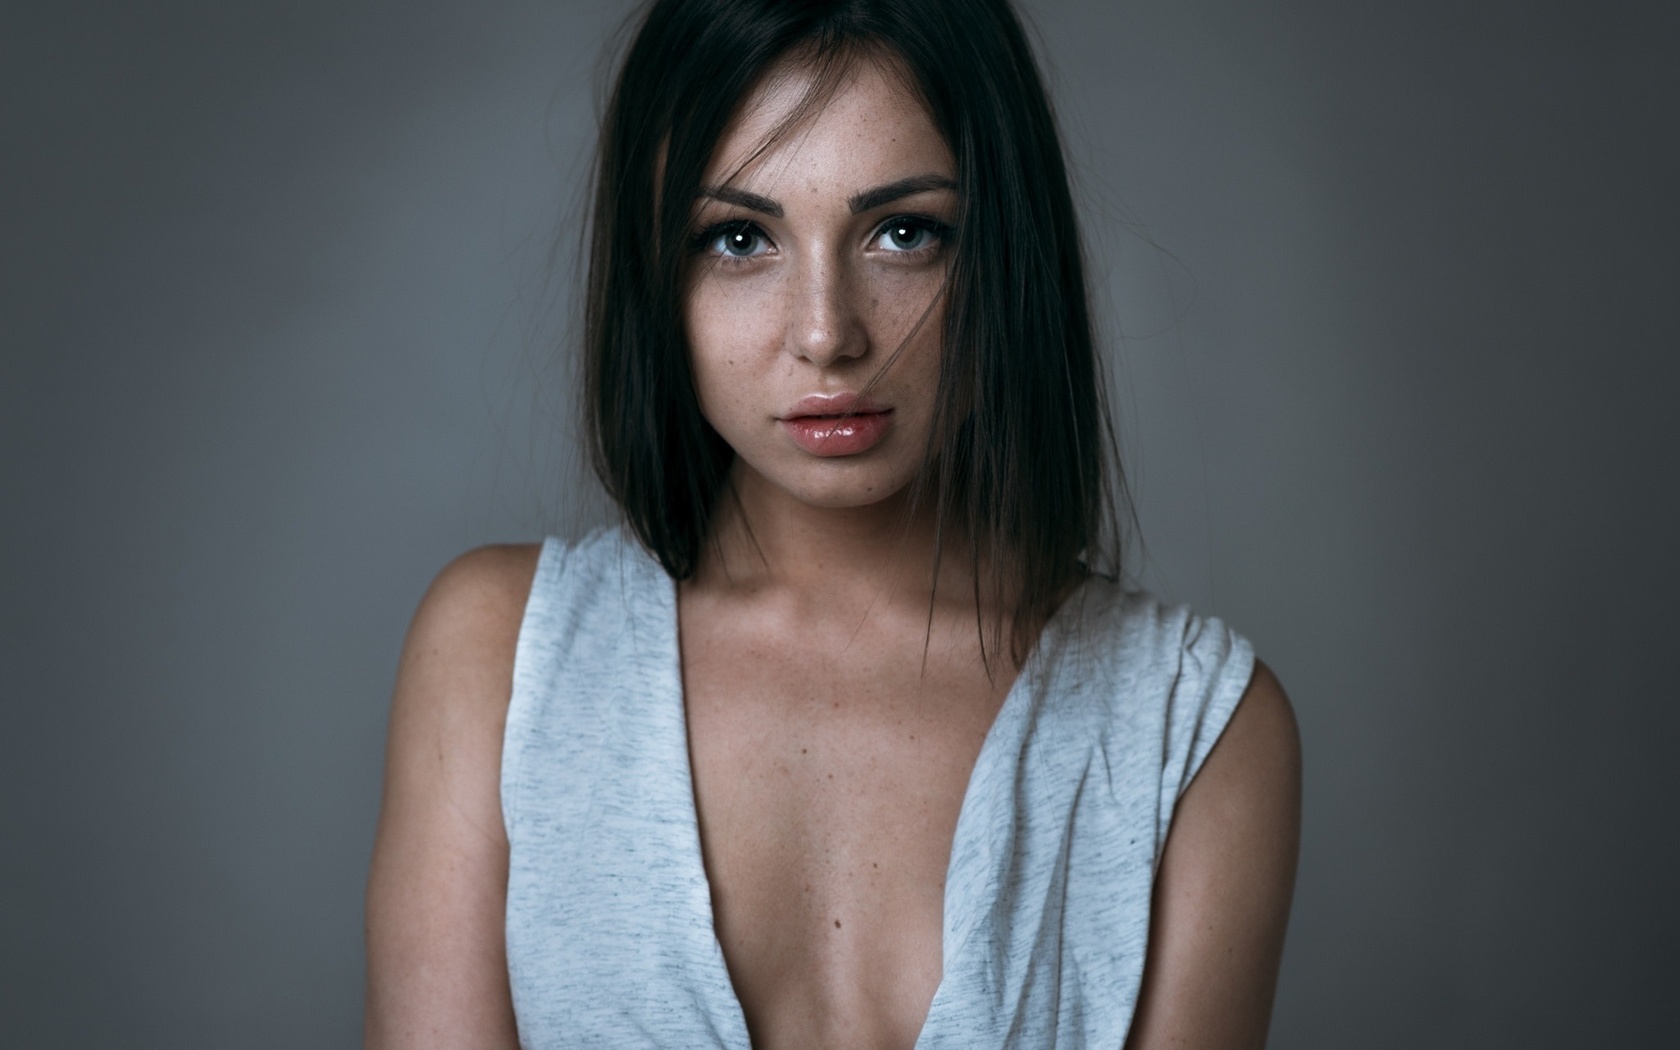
[[502, 527, 1254, 1048]]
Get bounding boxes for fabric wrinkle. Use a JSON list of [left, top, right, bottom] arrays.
[[501, 525, 1254, 1048]]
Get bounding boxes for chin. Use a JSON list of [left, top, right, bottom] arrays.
[[790, 473, 914, 510], [743, 457, 919, 512]]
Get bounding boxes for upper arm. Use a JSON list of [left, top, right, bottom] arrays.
[[364, 543, 542, 1050], [1126, 659, 1303, 1050]]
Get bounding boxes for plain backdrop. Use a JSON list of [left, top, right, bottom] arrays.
[[3, 0, 1677, 1046]]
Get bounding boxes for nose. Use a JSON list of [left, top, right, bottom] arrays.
[[785, 255, 867, 367]]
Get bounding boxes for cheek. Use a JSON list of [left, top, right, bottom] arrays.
[[864, 270, 947, 377], [683, 280, 778, 419], [866, 266, 935, 320]]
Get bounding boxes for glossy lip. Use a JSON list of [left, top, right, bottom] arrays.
[[777, 392, 894, 457], [778, 392, 891, 419]]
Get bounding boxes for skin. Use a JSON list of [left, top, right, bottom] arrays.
[[365, 55, 1300, 1050]]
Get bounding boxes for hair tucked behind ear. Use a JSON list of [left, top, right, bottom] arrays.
[[583, 0, 1127, 665]]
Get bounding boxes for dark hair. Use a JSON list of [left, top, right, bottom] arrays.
[[584, 0, 1124, 662]]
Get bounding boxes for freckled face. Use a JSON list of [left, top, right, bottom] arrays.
[[683, 57, 957, 510]]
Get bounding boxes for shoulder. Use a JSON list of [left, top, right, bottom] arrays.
[[391, 540, 545, 722], [1067, 578, 1243, 666], [407, 542, 545, 655], [364, 543, 543, 1045], [382, 542, 546, 826], [1218, 660, 1301, 792], [1064, 582, 1255, 731], [1183, 658, 1301, 851], [1123, 660, 1301, 1047]]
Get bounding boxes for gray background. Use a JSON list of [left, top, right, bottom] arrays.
[[4, 0, 1676, 1045]]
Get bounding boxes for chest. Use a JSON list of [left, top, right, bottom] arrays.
[[679, 599, 1014, 1049]]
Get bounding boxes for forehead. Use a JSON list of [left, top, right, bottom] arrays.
[[704, 55, 955, 197]]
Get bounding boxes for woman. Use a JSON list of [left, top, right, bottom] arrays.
[[365, 0, 1301, 1046]]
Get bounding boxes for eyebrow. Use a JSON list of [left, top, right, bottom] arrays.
[[698, 184, 782, 218], [848, 174, 957, 214], [695, 173, 957, 219]]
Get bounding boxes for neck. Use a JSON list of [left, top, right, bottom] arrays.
[[694, 460, 975, 614]]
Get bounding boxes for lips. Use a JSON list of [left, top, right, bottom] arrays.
[[778, 393, 893, 457]]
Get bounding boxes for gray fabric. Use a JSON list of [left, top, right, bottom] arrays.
[[502, 526, 1255, 1048]]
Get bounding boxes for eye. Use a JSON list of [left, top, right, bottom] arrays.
[[871, 216, 945, 254], [699, 220, 772, 260]]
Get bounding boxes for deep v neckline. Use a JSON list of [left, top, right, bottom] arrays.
[[655, 563, 1068, 1050]]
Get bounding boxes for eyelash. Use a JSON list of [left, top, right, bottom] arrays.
[[690, 215, 952, 267]]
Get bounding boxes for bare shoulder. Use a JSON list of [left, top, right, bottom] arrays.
[[383, 543, 544, 789], [404, 542, 545, 675], [378, 541, 543, 849], [364, 543, 541, 1048], [1125, 659, 1302, 1049], [1208, 659, 1302, 805], [1165, 658, 1301, 920]]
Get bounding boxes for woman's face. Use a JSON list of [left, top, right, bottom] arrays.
[[683, 56, 957, 512]]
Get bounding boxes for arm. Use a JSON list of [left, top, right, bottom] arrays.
[[1125, 659, 1303, 1050], [364, 544, 542, 1050]]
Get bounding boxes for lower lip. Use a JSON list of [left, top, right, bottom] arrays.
[[779, 411, 893, 456]]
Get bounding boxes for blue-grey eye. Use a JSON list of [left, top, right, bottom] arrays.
[[876, 219, 938, 252], [710, 223, 767, 257]]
